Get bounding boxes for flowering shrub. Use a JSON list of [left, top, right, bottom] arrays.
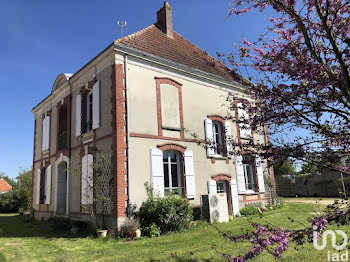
[[218, 200, 350, 261]]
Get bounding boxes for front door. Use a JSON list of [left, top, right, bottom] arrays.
[[216, 180, 233, 215], [56, 162, 67, 215]]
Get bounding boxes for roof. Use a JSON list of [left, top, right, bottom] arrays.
[[0, 179, 12, 193], [115, 24, 242, 82]]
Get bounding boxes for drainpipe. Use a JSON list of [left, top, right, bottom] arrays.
[[124, 54, 131, 216]]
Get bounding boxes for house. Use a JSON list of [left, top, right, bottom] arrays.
[[0, 179, 12, 194], [31, 2, 276, 227]]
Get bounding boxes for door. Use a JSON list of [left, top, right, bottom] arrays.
[[216, 180, 233, 215], [56, 162, 67, 215]]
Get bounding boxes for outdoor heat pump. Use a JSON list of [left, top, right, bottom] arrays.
[[201, 193, 229, 223]]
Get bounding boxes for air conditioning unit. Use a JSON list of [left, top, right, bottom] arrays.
[[201, 193, 229, 223]]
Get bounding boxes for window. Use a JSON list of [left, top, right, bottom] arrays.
[[163, 151, 182, 194], [86, 92, 93, 132], [42, 115, 50, 151], [58, 107, 68, 151], [212, 121, 224, 155], [243, 155, 256, 191], [39, 168, 46, 204], [216, 181, 226, 193]]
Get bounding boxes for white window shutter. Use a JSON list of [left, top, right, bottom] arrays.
[[204, 118, 215, 157], [92, 81, 100, 129], [230, 179, 240, 215], [225, 121, 233, 158], [235, 155, 246, 194], [184, 150, 196, 199], [208, 179, 217, 194], [46, 116, 50, 150], [42, 117, 47, 151], [237, 103, 251, 138], [76, 95, 82, 137], [150, 148, 164, 197], [45, 165, 52, 204], [256, 156, 265, 193], [81, 154, 94, 205], [36, 169, 41, 204]]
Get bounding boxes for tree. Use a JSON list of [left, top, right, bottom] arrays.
[[274, 159, 297, 176], [225, 0, 350, 174], [16, 168, 32, 211]]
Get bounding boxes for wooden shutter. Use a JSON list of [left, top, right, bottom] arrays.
[[184, 150, 196, 199], [150, 148, 164, 197], [204, 118, 215, 157], [256, 156, 265, 193], [36, 169, 41, 204], [92, 81, 100, 130], [208, 179, 217, 194], [237, 103, 251, 138], [76, 95, 82, 136], [235, 155, 246, 194], [230, 179, 240, 215], [40, 168, 46, 204], [225, 121, 233, 158], [45, 165, 52, 204], [81, 154, 94, 204], [42, 116, 50, 151]]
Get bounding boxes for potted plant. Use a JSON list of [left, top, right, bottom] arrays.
[[119, 218, 140, 241]]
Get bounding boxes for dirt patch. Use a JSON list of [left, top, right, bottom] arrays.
[[5, 242, 20, 246]]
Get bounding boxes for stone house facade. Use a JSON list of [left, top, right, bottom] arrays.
[[31, 2, 276, 227]]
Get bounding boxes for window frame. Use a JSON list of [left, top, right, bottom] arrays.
[[242, 155, 257, 192], [163, 150, 183, 195], [212, 120, 224, 156], [39, 168, 46, 204]]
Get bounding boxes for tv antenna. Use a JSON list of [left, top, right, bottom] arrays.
[[117, 21, 127, 38]]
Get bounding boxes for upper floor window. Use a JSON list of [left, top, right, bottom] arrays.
[[205, 116, 232, 158], [58, 107, 68, 151], [212, 121, 224, 155], [75, 81, 100, 136], [163, 151, 182, 195], [237, 102, 251, 139]]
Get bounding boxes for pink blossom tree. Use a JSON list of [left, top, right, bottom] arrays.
[[226, 0, 350, 173]]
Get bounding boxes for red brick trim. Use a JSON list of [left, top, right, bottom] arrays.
[[111, 64, 127, 218], [129, 133, 205, 143], [207, 115, 226, 123], [211, 174, 232, 181], [157, 143, 186, 153], [155, 77, 184, 139]]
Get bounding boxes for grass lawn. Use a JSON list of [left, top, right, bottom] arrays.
[[0, 203, 348, 261]]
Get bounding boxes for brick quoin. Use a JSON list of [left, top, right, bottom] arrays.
[[111, 64, 127, 219]]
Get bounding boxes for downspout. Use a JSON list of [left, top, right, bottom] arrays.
[[124, 54, 131, 216]]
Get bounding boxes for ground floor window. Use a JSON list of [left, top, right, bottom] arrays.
[[243, 155, 256, 191], [163, 151, 183, 194], [39, 168, 46, 204], [216, 181, 226, 193]]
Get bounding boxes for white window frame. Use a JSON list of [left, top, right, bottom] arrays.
[[216, 181, 226, 194], [243, 156, 256, 192], [212, 121, 224, 156], [163, 151, 182, 194]]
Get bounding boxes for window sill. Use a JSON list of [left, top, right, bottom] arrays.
[[210, 155, 231, 164], [241, 191, 259, 195], [82, 131, 94, 144]]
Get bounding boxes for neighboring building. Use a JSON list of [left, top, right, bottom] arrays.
[[0, 179, 13, 194], [31, 2, 275, 227]]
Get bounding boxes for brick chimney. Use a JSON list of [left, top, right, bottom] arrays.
[[156, 2, 173, 38]]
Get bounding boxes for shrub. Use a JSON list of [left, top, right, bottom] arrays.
[[240, 206, 259, 216], [138, 183, 193, 236], [119, 217, 140, 238], [142, 223, 161, 238]]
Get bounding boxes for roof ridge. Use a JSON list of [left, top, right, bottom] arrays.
[[114, 24, 155, 43]]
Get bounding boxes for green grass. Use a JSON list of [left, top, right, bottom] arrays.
[[0, 203, 348, 261]]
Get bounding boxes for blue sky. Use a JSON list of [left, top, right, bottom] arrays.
[[0, 1, 269, 179]]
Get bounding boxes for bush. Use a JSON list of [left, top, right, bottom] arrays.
[[119, 217, 140, 237], [138, 183, 193, 236], [240, 206, 259, 216], [0, 192, 19, 213]]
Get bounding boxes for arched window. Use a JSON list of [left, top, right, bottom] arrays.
[[163, 150, 183, 194]]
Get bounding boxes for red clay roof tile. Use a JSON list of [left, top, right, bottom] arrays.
[[0, 179, 12, 193]]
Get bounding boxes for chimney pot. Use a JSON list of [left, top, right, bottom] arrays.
[[156, 2, 173, 38]]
